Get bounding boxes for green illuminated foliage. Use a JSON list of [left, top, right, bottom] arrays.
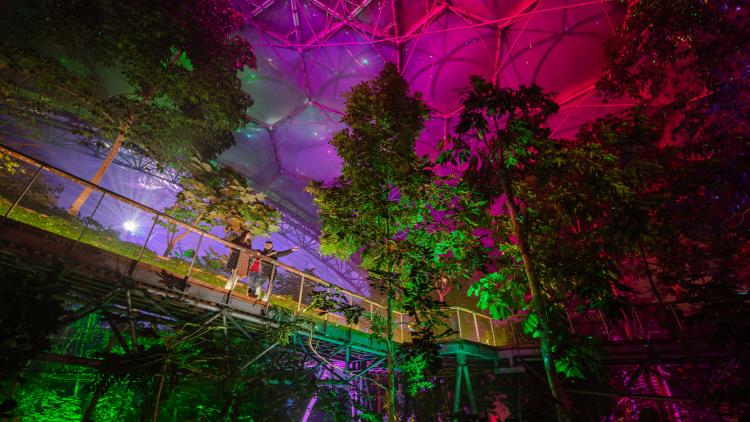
[[469, 269, 525, 320], [309, 288, 365, 325], [15, 384, 84, 421], [401, 354, 434, 397]]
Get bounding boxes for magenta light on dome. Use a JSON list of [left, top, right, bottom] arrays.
[[221, 0, 632, 228]]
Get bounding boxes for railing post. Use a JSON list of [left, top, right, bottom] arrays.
[[490, 318, 497, 346], [186, 233, 203, 279], [399, 313, 405, 343], [456, 309, 462, 340], [296, 275, 305, 314], [4, 164, 43, 218], [136, 215, 159, 264], [348, 294, 359, 330], [508, 320, 518, 349], [632, 304, 647, 339], [265, 264, 277, 309], [472, 312, 480, 343], [564, 308, 575, 334], [668, 303, 684, 334], [368, 302, 374, 334], [72, 192, 106, 251]]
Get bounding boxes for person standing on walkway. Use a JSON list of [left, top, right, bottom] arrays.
[[224, 231, 254, 304], [249, 240, 299, 301]]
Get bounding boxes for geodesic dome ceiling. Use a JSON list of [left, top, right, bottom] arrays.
[[219, 0, 633, 226]]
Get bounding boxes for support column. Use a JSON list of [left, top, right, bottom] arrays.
[[462, 365, 477, 415], [452, 352, 477, 420], [452, 354, 463, 422]]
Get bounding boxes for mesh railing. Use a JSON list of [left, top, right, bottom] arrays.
[[0, 144, 693, 348]]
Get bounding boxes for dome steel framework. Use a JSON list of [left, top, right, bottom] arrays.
[[222, 0, 633, 224]]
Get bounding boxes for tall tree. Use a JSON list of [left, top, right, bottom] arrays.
[[307, 63, 429, 421], [438, 79, 574, 420], [436, 79, 660, 420], [0, 0, 256, 215]]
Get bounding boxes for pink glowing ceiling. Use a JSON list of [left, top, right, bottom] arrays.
[[219, 0, 633, 224]]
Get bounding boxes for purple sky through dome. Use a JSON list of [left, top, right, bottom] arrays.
[[220, 0, 634, 225]]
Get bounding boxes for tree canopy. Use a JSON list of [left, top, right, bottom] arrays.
[[0, 0, 257, 214], [0, 0, 254, 165]]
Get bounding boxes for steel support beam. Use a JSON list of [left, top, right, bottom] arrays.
[[462, 365, 477, 415], [452, 363, 462, 421]]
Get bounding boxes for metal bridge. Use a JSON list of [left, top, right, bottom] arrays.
[[0, 144, 735, 419], [0, 115, 372, 293]]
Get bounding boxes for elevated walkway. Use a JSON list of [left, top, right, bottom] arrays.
[[0, 144, 735, 414]]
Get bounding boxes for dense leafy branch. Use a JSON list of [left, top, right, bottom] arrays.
[[162, 159, 279, 256]]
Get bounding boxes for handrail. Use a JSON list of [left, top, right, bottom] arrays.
[[0, 144, 389, 311], [1, 143, 699, 348]]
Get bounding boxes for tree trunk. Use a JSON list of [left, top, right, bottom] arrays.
[[163, 214, 203, 256], [218, 395, 232, 419], [81, 382, 108, 422], [163, 229, 190, 257], [152, 363, 168, 422], [385, 278, 397, 422], [68, 114, 136, 216], [499, 175, 572, 422]]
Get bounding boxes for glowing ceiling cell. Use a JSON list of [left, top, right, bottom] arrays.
[[220, 125, 280, 187], [450, 0, 534, 22], [303, 28, 396, 112], [497, 0, 622, 92], [416, 117, 450, 161], [402, 11, 498, 114], [252, 0, 296, 42], [396, 0, 435, 34], [353, 0, 393, 34], [241, 29, 307, 125], [273, 106, 344, 181]]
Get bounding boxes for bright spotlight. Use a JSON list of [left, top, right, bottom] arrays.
[[123, 220, 137, 233]]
